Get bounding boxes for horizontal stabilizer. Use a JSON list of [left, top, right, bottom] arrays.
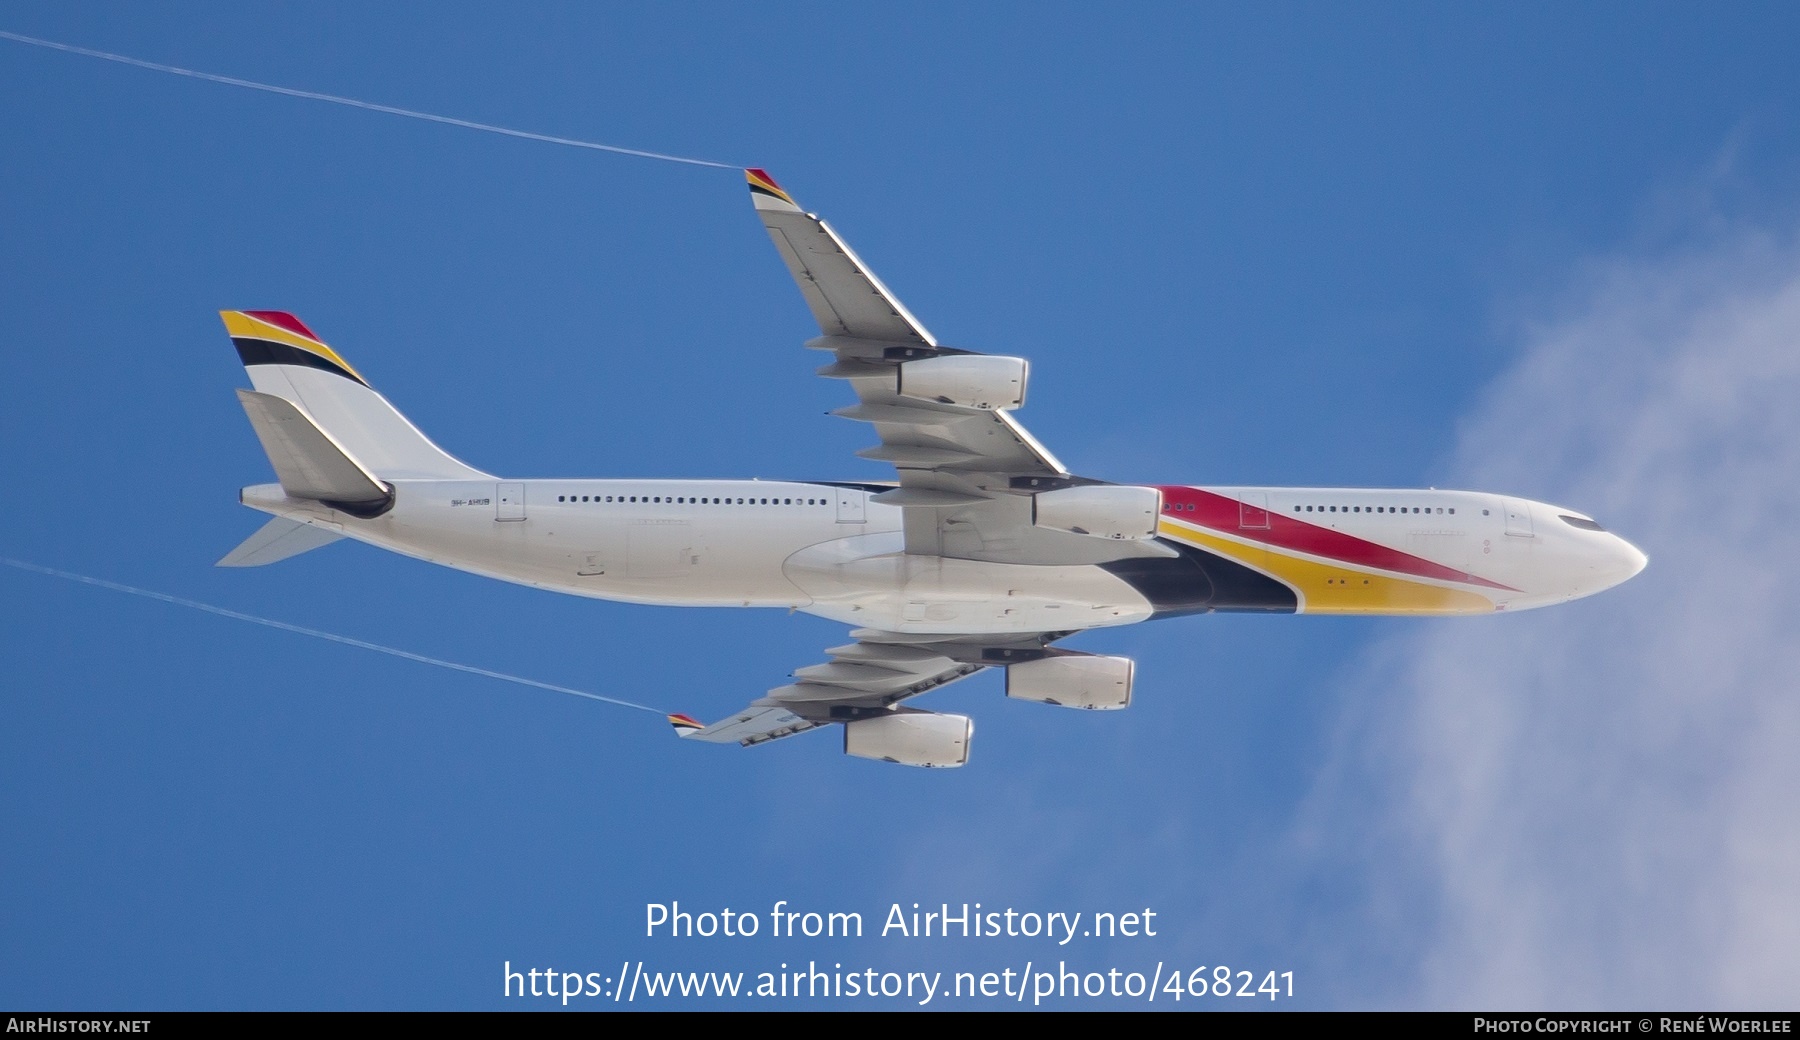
[[217, 517, 344, 568], [237, 390, 392, 512]]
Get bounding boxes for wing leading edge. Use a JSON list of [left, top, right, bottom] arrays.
[[672, 632, 1078, 767], [675, 636, 982, 743]]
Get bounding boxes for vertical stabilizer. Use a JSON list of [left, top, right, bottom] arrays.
[[222, 311, 491, 481]]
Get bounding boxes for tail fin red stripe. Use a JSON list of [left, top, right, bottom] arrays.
[[243, 310, 320, 342]]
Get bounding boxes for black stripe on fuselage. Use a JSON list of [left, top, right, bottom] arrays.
[[1101, 538, 1297, 619], [232, 337, 366, 386]]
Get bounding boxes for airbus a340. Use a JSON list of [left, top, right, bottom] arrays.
[[219, 169, 1646, 767]]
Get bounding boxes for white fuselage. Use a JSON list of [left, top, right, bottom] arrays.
[[241, 477, 1646, 636]]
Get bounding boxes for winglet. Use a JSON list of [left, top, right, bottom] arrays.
[[746, 168, 801, 212], [668, 713, 705, 738]]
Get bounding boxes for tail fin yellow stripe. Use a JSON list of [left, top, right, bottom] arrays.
[[221, 310, 366, 384]]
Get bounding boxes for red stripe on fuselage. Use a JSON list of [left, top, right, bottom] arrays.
[[1157, 486, 1516, 592]]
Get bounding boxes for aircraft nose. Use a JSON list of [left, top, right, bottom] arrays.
[[1595, 534, 1648, 590], [1620, 537, 1648, 578]]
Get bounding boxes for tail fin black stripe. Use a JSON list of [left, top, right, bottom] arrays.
[[233, 337, 368, 386]]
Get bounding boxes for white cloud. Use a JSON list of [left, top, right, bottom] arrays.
[[1323, 225, 1800, 1008]]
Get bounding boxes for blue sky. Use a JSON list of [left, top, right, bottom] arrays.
[[5, 3, 1800, 1009]]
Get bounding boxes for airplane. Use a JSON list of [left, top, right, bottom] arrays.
[[218, 168, 1647, 768]]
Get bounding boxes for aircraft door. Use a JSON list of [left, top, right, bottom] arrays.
[[1238, 491, 1270, 530], [497, 482, 526, 521], [835, 487, 866, 524], [1502, 497, 1534, 538]]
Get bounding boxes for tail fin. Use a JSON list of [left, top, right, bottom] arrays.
[[222, 311, 490, 481]]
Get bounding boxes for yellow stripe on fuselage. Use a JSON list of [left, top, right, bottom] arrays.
[[220, 311, 366, 383], [1159, 520, 1496, 616]]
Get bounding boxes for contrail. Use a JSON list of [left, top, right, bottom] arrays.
[[0, 29, 744, 170], [1, 558, 666, 716]]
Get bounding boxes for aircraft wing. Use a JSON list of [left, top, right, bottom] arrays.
[[749, 168, 939, 348], [750, 170, 1172, 565], [672, 633, 989, 746]]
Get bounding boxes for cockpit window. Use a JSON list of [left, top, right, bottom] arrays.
[[1559, 514, 1606, 532]]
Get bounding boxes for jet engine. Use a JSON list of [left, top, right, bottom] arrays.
[[843, 710, 973, 768], [896, 355, 1028, 411], [1032, 485, 1162, 540], [1006, 654, 1134, 710]]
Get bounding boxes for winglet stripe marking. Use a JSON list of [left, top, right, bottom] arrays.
[[745, 167, 796, 205]]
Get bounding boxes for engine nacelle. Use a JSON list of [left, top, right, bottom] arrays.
[[1032, 485, 1162, 540], [1006, 654, 1134, 710], [896, 355, 1028, 411], [843, 711, 973, 768]]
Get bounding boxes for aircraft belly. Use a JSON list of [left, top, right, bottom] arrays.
[[783, 532, 1155, 634]]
